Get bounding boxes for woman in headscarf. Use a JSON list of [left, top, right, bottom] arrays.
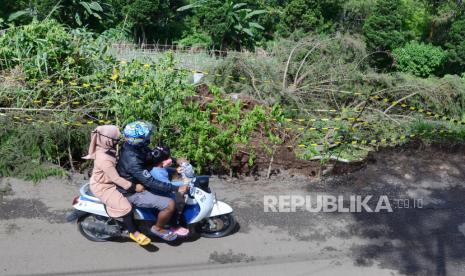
[[83, 125, 151, 246]]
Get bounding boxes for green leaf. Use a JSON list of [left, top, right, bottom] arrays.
[[245, 10, 267, 19], [242, 28, 254, 37], [249, 22, 264, 30], [177, 4, 196, 11], [233, 3, 247, 10], [75, 13, 82, 26], [177, 1, 206, 12], [79, 2, 93, 15], [89, 2, 103, 12], [8, 10, 31, 22]]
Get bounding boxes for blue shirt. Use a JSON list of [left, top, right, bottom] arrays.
[[149, 167, 184, 187]]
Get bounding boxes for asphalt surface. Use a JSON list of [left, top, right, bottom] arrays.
[[1, 145, 465, 276]]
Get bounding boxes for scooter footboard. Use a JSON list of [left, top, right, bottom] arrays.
[[208, 201, 233, 217]]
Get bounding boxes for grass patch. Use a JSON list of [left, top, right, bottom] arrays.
[[21, 164, 69, 184]]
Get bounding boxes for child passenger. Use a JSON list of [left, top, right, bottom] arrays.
[[148, 145, 194, 236], [149, 145, 194, 191]]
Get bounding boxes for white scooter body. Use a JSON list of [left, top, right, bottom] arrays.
[[185, 185, 233, 223], [73, 178, 233, 225]]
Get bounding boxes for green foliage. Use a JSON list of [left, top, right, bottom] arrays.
[[410, 118, 465, 143], [101, 25, 132, 42], [168, 87, 282, 171], [412, 74, 465, 118], [22, 165, 69, 183], [444, 13, 465, 73], [0, 121, 86, 182], [402, 0, 429, 40], [0, 19, 71, 78], [118, 0, 186, 42], [0, 19, 112, 79], [178, 0, 266, 50], [363, 0, 412, 51], [425, 0, 464, 44], [166, 88, 241, 171], [0, 19, 284, 174], [341, 0, 377, 32], [0, 0, 36, 26], [278, 0, 343, 35], [3, 7, 465, 175], [0, 0, 464, 56], [56, 0, 107, 27], [106, 53, 194, 127], [106, 54, 282, 170], [209, 34, 465, 162], [3, 0, 109, 30], [176, 31, 213, 47], [392, 41, 446, 77]]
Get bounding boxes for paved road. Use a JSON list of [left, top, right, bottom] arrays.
[[1, 145, 465, 276]]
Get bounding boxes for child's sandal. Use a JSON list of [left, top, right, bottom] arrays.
[[129, 232, 151, 246], [170, 226, 189, 237], [150, 228, 178, 241]]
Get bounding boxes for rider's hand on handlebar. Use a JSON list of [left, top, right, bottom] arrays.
[[178, 185, 189, 194], [135, 183, 145, 193]]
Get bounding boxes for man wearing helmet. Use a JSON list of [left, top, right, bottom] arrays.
[[116, 121, 188, 241]]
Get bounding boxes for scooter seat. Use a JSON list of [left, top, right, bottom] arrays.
[[80, 183, 102, 203], [86, 189, 96, 197], [83, 184, 96, 197]]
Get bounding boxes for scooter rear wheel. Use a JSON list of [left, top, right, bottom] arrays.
[[198, 213, 236, 238], [77, 214, 115, 242]]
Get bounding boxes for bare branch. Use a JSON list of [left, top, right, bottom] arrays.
[[366, 107, 401, 125]]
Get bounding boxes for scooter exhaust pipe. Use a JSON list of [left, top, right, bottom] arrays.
[[81, 221, 121, 237], [66, 210, 87, 222]]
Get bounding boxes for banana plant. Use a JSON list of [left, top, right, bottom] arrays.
[[67, 1, 104, 26], [7, 1, 105, 27], [178, 0, 267, 49], [230, 3, 266, 38]]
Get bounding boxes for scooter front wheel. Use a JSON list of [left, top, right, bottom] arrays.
[[198, 213, 236, 238]]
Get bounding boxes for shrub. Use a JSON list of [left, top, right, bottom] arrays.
[[106, 53, 195, 127], [0, 18, 283, 174], [176, 32, 213, 48], [0, 19, 111, 79], [106, 54, 282, 171], [444, 15, 465, 73], [362, 0, 411, 51], [278, 0, 342, 35], [392, 41, 446, 77], [178, 0, 266, 50], [341, 0, 376, 32], [0, 120, 89, 182]]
